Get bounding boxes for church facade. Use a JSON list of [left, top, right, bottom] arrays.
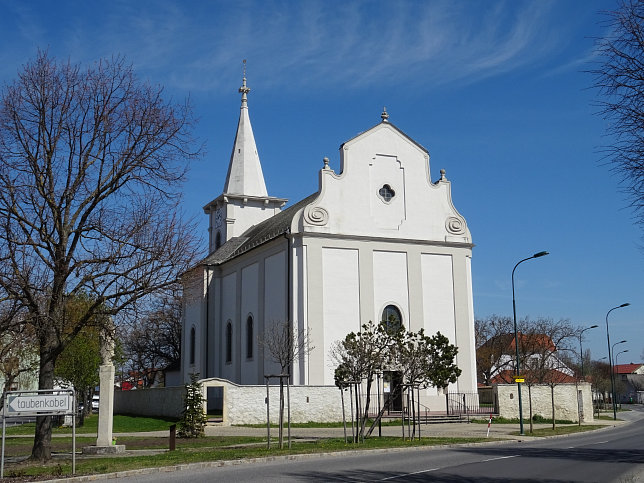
[[181, 75, 477, 409]]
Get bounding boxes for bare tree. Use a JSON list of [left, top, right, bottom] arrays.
[[259, 320, 312, 449], [475, 315, 514, 385], [520, 318, 577, 431], [124, 288, 182, 387], [0, 300, 38, 409], [591, 0, 644, 227], [0, 52, 200, 461]]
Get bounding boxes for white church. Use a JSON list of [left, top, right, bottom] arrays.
[[180, 73, 477, 410]]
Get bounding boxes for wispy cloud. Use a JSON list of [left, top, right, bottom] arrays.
[[0, 0, 589, 95]]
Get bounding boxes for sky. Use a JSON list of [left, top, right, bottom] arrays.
[[1, 0, 641, 364]]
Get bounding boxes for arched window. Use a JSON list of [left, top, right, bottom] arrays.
[[246, 316, 254, 359], [189, 327, 196, 365], [215, 231, 222, 250], [225, 321, 232, 363], [381, 305, 403, 334]]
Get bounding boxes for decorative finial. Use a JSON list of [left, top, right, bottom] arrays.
[[323, 157, 330, 170], [440, 169, 447, 181], [239, 60, 250, 107], [381, 106, 389, 122]]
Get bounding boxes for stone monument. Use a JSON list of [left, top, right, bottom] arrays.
[[83, 319, 125, 454]]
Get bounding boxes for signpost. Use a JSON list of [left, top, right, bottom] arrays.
[[1, 389, 76, 478]]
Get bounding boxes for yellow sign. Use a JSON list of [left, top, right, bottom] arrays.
[[514, 378, 525, 383]]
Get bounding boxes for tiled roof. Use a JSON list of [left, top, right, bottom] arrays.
[[614, 363, 643, 374], [202, 193, 318, 266]]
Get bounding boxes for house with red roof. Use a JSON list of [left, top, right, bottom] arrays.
[[613, 363, 644, 404]]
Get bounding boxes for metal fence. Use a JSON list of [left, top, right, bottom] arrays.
[[446, 392, 497, 416]]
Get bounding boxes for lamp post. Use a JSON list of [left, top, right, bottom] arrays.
[[614, 349, 629, 406], [614, 349, 629, 368], [612, 340, 627, 366], [578, 325, 598, 380], [605, 303, 630, 420], [512, 250, 549, 436]]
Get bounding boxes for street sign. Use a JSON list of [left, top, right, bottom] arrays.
[[6, 393, 72, 416], [514, 378, 525, 383], [2, 389, 76, 478]]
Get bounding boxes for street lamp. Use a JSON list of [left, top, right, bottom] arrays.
[[614, 349, 629, 406], [578, 325, 598, 380], [614, 349, 629, 368], [606, 303, 630, 420], [612, 340, 627, 365], [512, 250, 549, 436]]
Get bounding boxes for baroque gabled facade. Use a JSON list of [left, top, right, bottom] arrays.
[[181, 74, 477, 409]]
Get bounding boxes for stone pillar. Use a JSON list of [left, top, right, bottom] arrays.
[[83, 318, 125, 454], [96, 364, 115, 447]]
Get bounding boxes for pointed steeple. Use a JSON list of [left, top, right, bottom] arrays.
[[223, 61, 268, 197]]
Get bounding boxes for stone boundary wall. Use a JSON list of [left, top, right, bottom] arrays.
[[114, 386, 185, 419], [201, 378, 344, 425], [496, 382, 593, 422]]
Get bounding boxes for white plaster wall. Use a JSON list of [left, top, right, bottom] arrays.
[[421, 253, 457, 395], [301, 123, 470, 245], [221, 272, 237, 381], [182, 268, 205, 382], [496, 383, 594, 422], [369, 154, 405, 230], [293, 243, 308, 385], [373, 250, 409, 325], [264, 251, 287, 377], [321, 247, 360, 385], [241, 263, 259, 384], [202, 378, 343, 425]]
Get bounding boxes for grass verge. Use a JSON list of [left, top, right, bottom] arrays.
[[4, 435, 490, 480], [511, 424, 605, 437]]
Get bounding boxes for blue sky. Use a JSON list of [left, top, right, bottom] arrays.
[[1, 0, 641, 362]]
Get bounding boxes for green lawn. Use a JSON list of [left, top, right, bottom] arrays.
[[4, 414, 178, 436]]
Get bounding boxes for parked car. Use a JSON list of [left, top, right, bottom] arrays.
[[91, 394, 99, 412]]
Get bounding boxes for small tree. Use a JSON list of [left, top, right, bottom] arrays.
[[259, 320, 312, 448], [178, 373, 206, 438], [331, 320, 398, 441]]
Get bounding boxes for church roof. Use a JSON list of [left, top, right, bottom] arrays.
[[202, 192, 318, 265], [222, 65, 268, 197]]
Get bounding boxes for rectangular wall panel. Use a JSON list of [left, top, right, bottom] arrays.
[[322, 247, 360, 385], [263, 250, 287, 377], [372, 251, 409, 325], [240, 263, 259, 384], [421, 253, 457, 394]]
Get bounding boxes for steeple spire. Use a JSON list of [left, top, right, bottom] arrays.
[[239, 59, 250, 108], [223, 61, 268, 197]]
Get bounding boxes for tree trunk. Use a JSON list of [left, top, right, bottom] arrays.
[[31, 348, 56, 461], [278, 377, 284, 449], [360, 377, 373, 439]]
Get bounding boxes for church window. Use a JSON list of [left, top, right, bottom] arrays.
[[378, 184, 396, 202], [215, 231, 222, 250], [246, 316, 254, 359], [381, 305, 403, 333], [189, 327, 196, 365], [226, 322, 233, 363]]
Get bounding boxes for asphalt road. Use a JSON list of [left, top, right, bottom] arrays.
[[104, 407, 644, 482]]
